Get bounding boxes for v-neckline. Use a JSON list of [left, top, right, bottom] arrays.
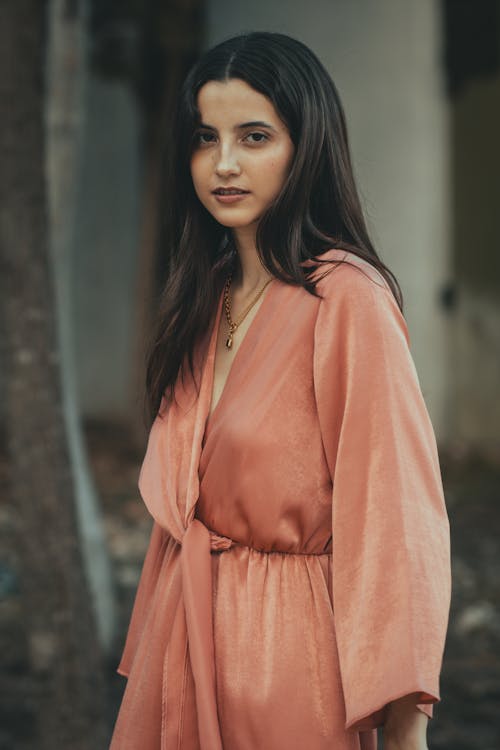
[[204, 277, 277, 432]]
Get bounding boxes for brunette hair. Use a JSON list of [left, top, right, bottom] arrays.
[[144, 30, 402, 426]]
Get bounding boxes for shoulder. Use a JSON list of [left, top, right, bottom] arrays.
[[310, 248, 400, 317], [310, 248, 392, 298], [311, 248, 409, 345]]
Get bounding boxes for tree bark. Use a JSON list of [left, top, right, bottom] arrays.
[[0, 1, 109, 747]]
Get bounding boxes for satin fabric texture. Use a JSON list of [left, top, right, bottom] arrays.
[[109, 248, 452, 749]]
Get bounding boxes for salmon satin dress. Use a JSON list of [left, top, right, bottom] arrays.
[[110, 249, 452, 750]]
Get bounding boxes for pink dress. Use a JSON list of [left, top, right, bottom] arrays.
[[110, 248, 451, 749]]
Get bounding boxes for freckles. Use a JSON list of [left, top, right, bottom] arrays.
[[264, 160, 277, 172]]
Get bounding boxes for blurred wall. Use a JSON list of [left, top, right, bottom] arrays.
[[73, 75, 141, 421], [72, 2, 203, 428], [451, 59, 500, 450], [205, 0, 452, 441]]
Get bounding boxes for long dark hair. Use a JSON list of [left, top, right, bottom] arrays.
[[144, 31, 402, 426]]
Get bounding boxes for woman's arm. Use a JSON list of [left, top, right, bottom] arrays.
[[312, 256, 452, 733], [384, 693, 429, 750]]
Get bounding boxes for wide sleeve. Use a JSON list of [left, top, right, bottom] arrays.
[[312, 262, 452, 732], [116, 519, 171, 677]]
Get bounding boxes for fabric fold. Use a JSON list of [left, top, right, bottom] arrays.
[[181, 519, 234, 750]]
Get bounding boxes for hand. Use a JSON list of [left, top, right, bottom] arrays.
[[383, 692, 429, 750]]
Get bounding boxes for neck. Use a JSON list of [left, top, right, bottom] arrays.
[[230, 226, 274, 295]]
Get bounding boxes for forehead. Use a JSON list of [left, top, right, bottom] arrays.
[[196, 79, 280, 124]]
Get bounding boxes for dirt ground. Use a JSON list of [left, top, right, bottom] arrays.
[[1, 420, 499, 749]]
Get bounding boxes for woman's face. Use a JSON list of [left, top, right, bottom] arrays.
[[190, 78, 295, 233]]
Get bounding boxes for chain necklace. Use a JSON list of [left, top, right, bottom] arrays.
[[222, 271, 274, 350]]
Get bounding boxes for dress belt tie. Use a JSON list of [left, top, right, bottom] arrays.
[[181, 519, 234, 750]]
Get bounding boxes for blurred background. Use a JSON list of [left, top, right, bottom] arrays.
[[0, 0, 499, 748]]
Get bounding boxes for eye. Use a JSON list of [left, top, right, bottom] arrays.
[[194, 130, 216, 145], [244, 131, 269, 144]]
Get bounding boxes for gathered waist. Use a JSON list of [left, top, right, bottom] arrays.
[[199, 523, 332, 557]]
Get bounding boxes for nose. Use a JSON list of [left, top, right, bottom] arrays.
[[214, 141, 241, 177]]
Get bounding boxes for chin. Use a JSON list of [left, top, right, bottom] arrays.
[[217, 220, 255, 229], [212, 213, 260, 229]]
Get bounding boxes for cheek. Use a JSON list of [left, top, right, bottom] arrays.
[[259, 152, 293, 190], [190, 154, 208, 188]]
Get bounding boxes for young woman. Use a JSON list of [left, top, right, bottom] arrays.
[[110, 31, 451, 750]]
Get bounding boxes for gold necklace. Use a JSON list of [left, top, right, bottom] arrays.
[[222, 272, 274, 349]]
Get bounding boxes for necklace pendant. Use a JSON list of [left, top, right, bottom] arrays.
[[225, 333, 233, 349]]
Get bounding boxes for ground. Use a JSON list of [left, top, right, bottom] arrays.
[[0, 420, 499, 749]]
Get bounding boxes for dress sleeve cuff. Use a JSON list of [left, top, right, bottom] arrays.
[[344, 689, 438, 731]]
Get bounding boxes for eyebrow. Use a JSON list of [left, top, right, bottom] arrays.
[[199, 120, 277, 132]]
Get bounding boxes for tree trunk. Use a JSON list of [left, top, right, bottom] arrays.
[[0, 1, 109, 747]]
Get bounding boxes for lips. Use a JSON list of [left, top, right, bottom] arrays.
[[212, 188, 250, 195]]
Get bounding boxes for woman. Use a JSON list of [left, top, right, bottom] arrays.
[[110, 31, 451, 750]]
